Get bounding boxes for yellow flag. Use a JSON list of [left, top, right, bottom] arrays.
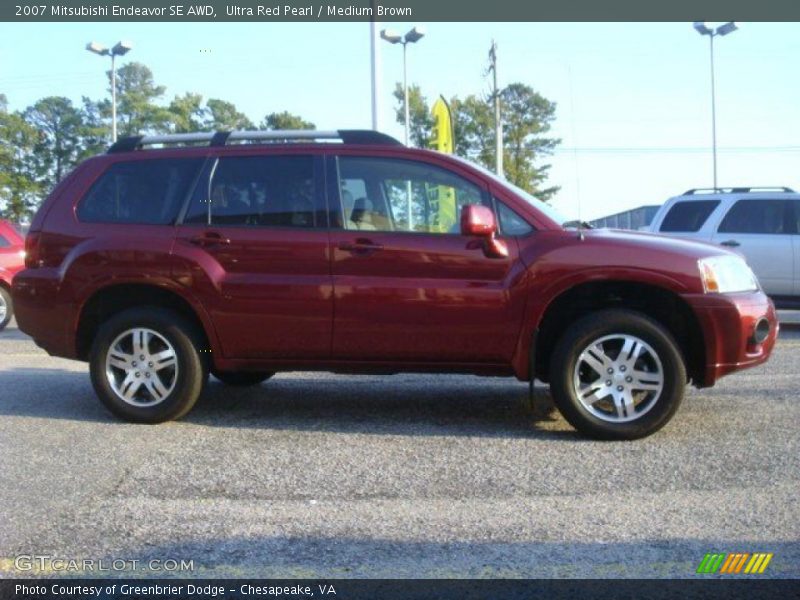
[[429, 96, 453, 154], [428, 96, 456, 232]]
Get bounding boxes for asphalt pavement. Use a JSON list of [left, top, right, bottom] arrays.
[[0, 317, 798, 579]]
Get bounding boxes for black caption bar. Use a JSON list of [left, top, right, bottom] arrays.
[[3, 0, 800, 22], [2, 579, 797, 600]]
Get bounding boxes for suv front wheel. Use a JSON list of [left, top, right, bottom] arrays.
[[89, 307, 208, 423], [549, 309, 686, 440]]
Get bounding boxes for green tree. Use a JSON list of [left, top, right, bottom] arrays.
[[450, 94, 494, 166], [98, 62, 172, 136], [168, 92, 206, 133], [261, 111, 314, 130], [400, 82, 560, 199], [0, 97, 40, 221], [79, 96, 111, 154], [23, 96, 92, 193], [392, 83, 434, 147], [499, 83, 560, 200], [204, 99, 254, 131]]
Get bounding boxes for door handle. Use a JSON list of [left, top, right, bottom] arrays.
[[190, 232, 231, 246], [720, 239, 740, 248], [338, 239, 384, 253]]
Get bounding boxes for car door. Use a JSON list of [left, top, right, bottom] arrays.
[[175, 151, 332, 359], [793, 200, 800, 297], [0, 223, 24, 273], [709, 198, 795, 296], [327, 154, 528, 364]]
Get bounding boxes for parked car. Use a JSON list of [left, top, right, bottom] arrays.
[[649, 187, 800, 308], [0, 219, 25, 330], [12, 130, 778, 439]]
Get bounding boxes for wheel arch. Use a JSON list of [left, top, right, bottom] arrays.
[[530, 279, 706, 386], [75, 283, 217, 364]]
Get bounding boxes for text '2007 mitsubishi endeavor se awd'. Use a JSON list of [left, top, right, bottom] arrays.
[[12, 129, 778, 439]]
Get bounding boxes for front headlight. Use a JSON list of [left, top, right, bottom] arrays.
[[698, 255, 759, 294]]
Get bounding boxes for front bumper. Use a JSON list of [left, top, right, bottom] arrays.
[[684, 290, 778, 387]]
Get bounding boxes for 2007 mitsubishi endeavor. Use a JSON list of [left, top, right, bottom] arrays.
[[12, 129, 778, 439]]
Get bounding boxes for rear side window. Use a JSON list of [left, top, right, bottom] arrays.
[[77, 159, 203, 225], [718, 199, 789, 234], [659, 200, 719, 232], [0, 234, 9, 248], [185, 155, 317, 228]]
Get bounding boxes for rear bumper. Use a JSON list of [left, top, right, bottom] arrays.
[[12, 268, 78, 359], [684, 291, 778, 387]]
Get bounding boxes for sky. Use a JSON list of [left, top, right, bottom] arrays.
[[1, 21, 799, 221]]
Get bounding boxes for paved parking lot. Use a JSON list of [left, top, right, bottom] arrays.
[[0, 317, 798, 579]]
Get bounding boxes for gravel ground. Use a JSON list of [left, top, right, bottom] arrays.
[[0, 317, 798, 579]]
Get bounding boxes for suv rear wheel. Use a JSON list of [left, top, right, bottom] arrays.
[[549, 309, 686, 440], [89, 307, 208, 423], [0, 287, 12, 331]]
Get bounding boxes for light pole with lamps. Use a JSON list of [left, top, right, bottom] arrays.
[[380, 26, 426, 231], [380, 26, 426, 146], [693, 21, 737, 189], [86, 40, 133, 143]]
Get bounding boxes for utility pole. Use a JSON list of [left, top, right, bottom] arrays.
[[488, 40, 503, 177]]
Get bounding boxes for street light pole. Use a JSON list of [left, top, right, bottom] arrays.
[[111, 52, 117, 142], [693, 22, 737, 189], [381, 27, 426, 230], [369, 17, 381, 130], [86, 40, 133, 143], [403, 41, 409, 145], [380, 26, 426, 146]]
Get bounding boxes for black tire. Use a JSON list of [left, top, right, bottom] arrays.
[[549, 309, 686, 440], [212, 371, 274, 387], [0, 286, 12, 331], [89, 307, 208, 423]]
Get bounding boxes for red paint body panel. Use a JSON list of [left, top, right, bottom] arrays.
[[11, 142, 777, 393], [0, 220, 25, 289]]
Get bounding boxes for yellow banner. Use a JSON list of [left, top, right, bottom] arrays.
[[428, 96, 456, 232]]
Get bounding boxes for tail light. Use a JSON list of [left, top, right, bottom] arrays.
[[24, 231, 41, 268]]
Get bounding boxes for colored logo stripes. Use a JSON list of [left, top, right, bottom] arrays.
[[696, 552, 773, 574]]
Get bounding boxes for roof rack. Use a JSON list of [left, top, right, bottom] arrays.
[[108, 129, 402, 153], [683, 186, 796, 195]]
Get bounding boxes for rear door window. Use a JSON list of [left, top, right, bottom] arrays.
[[184, 155, 318, 228], [0, 234, 9, 248], [717, 199, 791, 234], [77, 158, 203, 225], [659, 200, 719, 232]]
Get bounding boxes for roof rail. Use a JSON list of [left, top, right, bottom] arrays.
[[107, 129, 402, 153], [683, 186, 796, 195]]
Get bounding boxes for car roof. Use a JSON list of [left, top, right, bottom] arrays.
[[669, 187, 800, 201]]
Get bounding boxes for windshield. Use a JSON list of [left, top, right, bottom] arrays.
[[448, 155, 575, 228]]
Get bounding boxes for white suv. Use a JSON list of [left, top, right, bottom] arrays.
[[649, 187, 800, 307]]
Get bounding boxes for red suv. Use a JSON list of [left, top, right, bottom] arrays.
[[12, 130, 778, 439], [0, 219, 25, 330]]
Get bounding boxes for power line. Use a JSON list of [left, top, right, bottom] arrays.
[[553, 145, 800, 155]]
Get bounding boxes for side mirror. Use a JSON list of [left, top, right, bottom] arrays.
[[460, 204, 508, 259], [460, 204, 497, 237]]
